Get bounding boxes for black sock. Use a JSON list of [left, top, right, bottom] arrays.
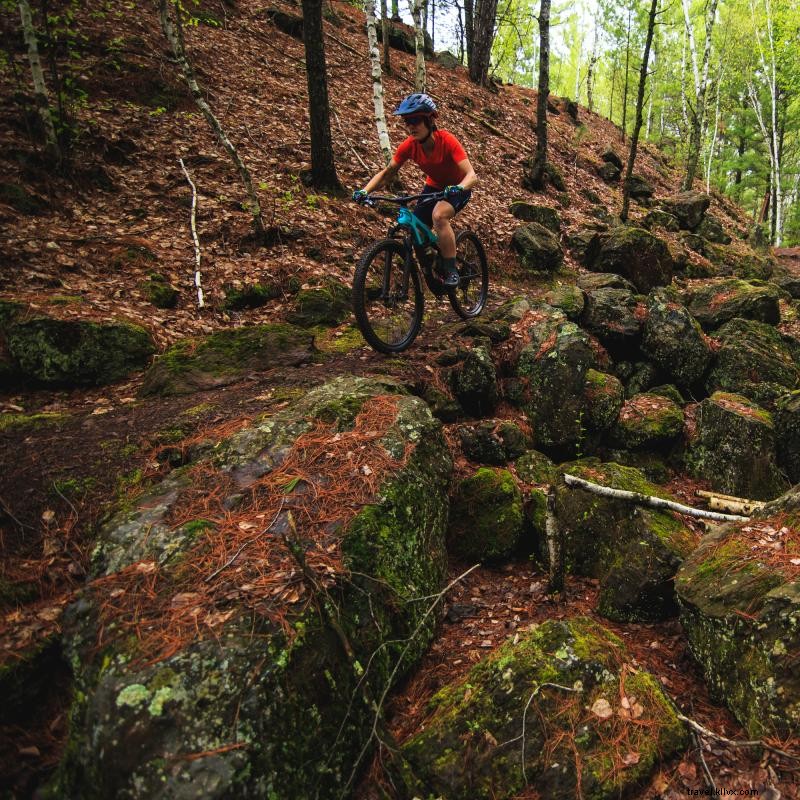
[[442, 257, 456, 270]]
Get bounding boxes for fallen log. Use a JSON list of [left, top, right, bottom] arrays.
[[695, 490, 766, 517], [562, 474, 749, 522]]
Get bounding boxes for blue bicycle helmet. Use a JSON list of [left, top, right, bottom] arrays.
[[393, 93, 438, 117]]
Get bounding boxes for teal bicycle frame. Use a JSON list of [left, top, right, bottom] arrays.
[[396, 205, 438, 248]]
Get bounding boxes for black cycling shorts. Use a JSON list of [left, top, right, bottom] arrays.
[[413, 184, 472, 229]]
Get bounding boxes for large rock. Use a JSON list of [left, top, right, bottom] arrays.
[[623, 174, 654, 201], [661, 191, 711, 230], [641, 290, 712, 387], [544, 284, 585, 320], [611, 393, 684, 451], [695, 213, 731, 244], [285, 280, 351, 328], [514, 320, 602, 458], [450, 340, 498, 417], [642, 209, 680, 232], [511, 222, 564, 272], [705, 318, 800, 401], [54, 376, 452, 798], [448, 468, 524, 561], [684, 278, 782, 330], [583, 369, 624, 432], [597, 161, 621, 182], [775, 391, 800, 483], [555, 461, 698, 621], [567, 227, 606, 266], [509, 202, 561, 232], [401, 617, 688, 799], [141, 324, 316, 396], [684, 392, 790, 500], [677, 485, 800, 736], [580, 286, 644, 355], [6, 317, 155, 386], [592, 227, 674, 293], [457, 420, 530, 465]]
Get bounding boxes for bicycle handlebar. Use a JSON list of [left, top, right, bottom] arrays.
[[363, 191, 447, 208]]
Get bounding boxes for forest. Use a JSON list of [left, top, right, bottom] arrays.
[[1, 0, 800, 798]]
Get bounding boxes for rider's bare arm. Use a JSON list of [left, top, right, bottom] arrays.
[[362, 159, 402, 194], [455, 158, 477, 191]]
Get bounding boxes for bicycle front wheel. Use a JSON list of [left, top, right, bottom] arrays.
[[448, 230, 489, 319], [352, 239, 424, 354]]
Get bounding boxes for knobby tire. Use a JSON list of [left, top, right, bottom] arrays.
[[352, 238, 424, 354], [448, 230, 489, 319]]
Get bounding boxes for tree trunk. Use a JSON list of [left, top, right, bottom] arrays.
[[17, 0, 59, 162], [464, 0, 474, 69], [681, 0, 719, 190], [704, 70, 722, 191], [380, 0, 390, 72], [301, 0, 341, 190], [391, 0, 400, 19], [609, 56, 617, 123], [621, 0, 659, 221], [409, 0, 426, 91], [586, 27, 598, 113], [621, 4, 631, 142], [159, 0, 266, 235], [366, 0, 392, 165], [528, 0, 550, 188], [468, 0, 498, 87]]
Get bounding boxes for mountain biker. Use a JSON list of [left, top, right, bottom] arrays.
[[353, 93, 478, 288]]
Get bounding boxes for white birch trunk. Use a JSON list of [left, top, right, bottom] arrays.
[[748, 0, 782, 244], [365, 0, 392, 165], [408, 0, 426, 91], [705, 70, 722, 191], [17, 0, 59, 160], [159, 0, 265, 236]]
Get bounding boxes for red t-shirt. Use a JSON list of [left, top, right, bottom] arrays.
[[393, 130, 468, 189]]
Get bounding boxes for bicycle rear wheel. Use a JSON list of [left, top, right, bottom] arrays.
[[352, 238, 424, 354], [448, 230, 489, 319]]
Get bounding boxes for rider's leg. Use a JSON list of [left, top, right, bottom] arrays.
[[432, 201, 456, 258], [432, 201, 459, 287]]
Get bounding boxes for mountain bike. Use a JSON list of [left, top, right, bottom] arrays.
[[352, 191, 489, 354]]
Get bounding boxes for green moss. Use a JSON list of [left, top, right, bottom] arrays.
[[313, 324, 366, 354], [47, 295, 84, 306], [52, 476, 96, 497], [223, 282, 279, 311], [0, 411, 69, 431]]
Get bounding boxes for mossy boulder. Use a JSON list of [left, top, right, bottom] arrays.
[[592, 227, 674, 294], [223, 281, 280, 310], [600, 148, 623, 169], [685, 278, 781, 330], [54, 376, 452, 798], [642, 209, 680, 232], [775, 391, 800, 483], [514, 321, 601, 458], [458, 420, 531, 465], [641, 290, 712, 387], [684, 392, 790, 500], [514, 449, 558, 485], [706, 247, 775, 281], [617, 360, 663, 398], [583, 369, 624, 432], [623, 174, 654, 202], [511, 223, 564, 272], [141, 324, 315, 396], [567, 227, 606, 266], [597, 161, 621, 182], [544, 284, 585, 320], [448, 467, 524, 561], [580, 286, 644, 355], [577, 273, 636, 293], [6, 317, 155, 386], [285, 280, 351, 328], [611, 393, 684, 451], [677, 485, 800, 737], [450, 341, 498, 417], [661, 191, 710, 230], [400, 617, 688, 799], [555, 461, 698, 621], [509, 202, 561, 232], [141, 273, 179, 309], [695, 213, 731, 244], [705, 318, 799, 400], [772, 275, 800, 300]]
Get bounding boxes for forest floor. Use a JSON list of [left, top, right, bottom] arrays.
[[1, 0, 798, 796]]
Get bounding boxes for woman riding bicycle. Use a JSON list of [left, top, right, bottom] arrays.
[[353, 93, 478, 288]]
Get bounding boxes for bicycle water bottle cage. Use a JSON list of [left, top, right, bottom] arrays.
[[397, 206, 438, 247]]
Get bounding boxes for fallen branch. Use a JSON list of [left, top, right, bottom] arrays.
[[562, 474, 749, 522], [324, 29, 366, 59], [695, 490, 766, 517], [178, 157, 204, 309], [544, 486, 563, 594], [342, 563, 480, 796], [332, 106, 375, 172], [458, 106, 529, 150], [677, 712, 800, 763]]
